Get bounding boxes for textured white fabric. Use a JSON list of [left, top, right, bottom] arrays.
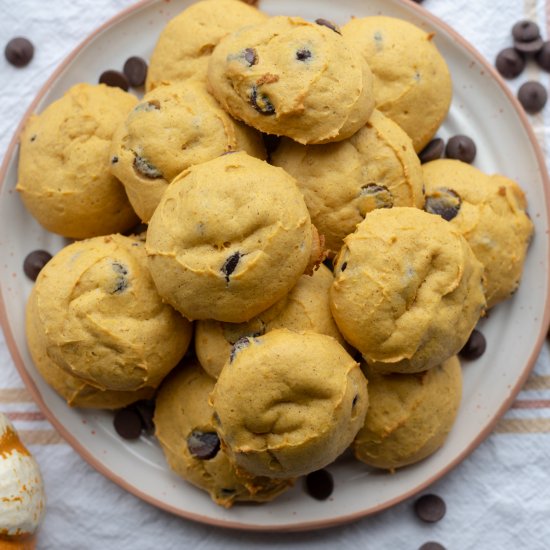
[[1, 1, 550, 549]]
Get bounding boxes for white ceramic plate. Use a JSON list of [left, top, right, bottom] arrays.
[[1, 0, 549, 532]]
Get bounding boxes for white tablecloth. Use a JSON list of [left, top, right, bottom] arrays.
[[1, 1, 550, 548]]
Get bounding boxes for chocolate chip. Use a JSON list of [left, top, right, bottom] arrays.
[[445, 135, 476, 164], [111, 261, 129, 294], [123, 56, 148, 87], [419, 543, 446, 550], [133, 154, 163, 178], [535, 41, 550, 71], [518, 81, 548, 114], [315, 18, 341, 35], [187, 430, 220, 460], [360, 184, 394, 208], [341, 261, 347, 272], [250, 86, 275, 115], [459, 329, 486, 360], [418, 138, 445, 164], [424, 187, 461, 221], [221, 251, 242, 282], [99, 69, 129, 91], [5, 37, 34, 67], [114, 408, 143, 440], [514, 37, 544, 56], [414, 494, 446, 523], [23, 250, 52, 281], [30, 135, 37, 142], [304, 469, 334, 500], [296, 48, 312, 61], [495, 48, 526, 79], [229, 337, 251, 363], [244, 48, 258, 66], [352, 394, 358, 407], [134, 399, 155, 434], [111, 156, 119, 164], [512, 20, 540, 43]]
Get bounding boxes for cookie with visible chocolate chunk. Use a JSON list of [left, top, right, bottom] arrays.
[[110, 81, 265, 222], [17, 83, 139, 239], [146, 151, 316, 323], [342, 16, 452, 152], [146, 0, 268, 90], [422, 159, 533, 308], [207, 16, 375, 144]]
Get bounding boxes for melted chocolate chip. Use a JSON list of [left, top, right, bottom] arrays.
[[221, 251, 242, 282], [495, 48, 526, 79], [512, 20, 540, 43], [360, 184, 394, 209], [536, 41, 550, 71], [296, 48, 312, 61], [459, 329, 486, 360], [187, 430, 221, 460], [123, 56, 148, 87], [99, 69, 129, 91], [414, 494, 446, 523], [114, 408, 143, 440], [418, 138, 445, 164], [133, 154, 163, 179], [305, 469, 334, 500], [315, 18, 342, 35], [445, 135, 476, 164], [424, 188, 461, 221], [23, 250, 52, 281], [250, 86, 276, 115], [244, 48, 258, 66], [518, 81, 548, 114], [5, 37, 34, 67]]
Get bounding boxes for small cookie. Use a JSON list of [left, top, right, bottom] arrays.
[[330, 207, 486, 374], [28, 234, 192, 392], [353, 356, 462, 470], [17, 83, 139, 239], [210, 329, 368, 478], [342, 16, 452, 152], [271, 109, 425, 255], [110, 81, 265, 222], [422, 159, 533, 308], [146, 0, 268, 90], [146, 152, 314, 323], [154, 361, 293, 507], [195, 264, 345, 378], [207, 16, 375, 144]]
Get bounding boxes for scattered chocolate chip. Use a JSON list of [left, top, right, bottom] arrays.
[[5, 37, 34, 67], [459, 329, 486, 360], [111, 156, 119, 164], [123, 56, 148, 87], [341, 261, 348, 272], [244, 48, 258, 66], [518, 81, 548, 114], [99, 69, 129, 91], [114, 408, 143, 440], [360, 184, 394, 209], [133, 154, 163, 178], [514, 37, 544, 56], [134, 399, 155, 434], [296, 48, 312, 61], [111, 261, 129, 294], [512, 20, 540, 43], [305, 469, 334, 500], [495, 48, 526, 79], [418, 138, 445, 163], [250, 85, 275, 115], [419, 543, 446, 550], [536, 41, 550, 71], [352, 394, 358, 407], [414, 494, 446, 523], [30, 134, 37, 142], [23, 250, 52, 281], [424, 187, 462, 221], [445, 135, 476, 164], [187, 430, 220, 460], [230, 337, 251, 363], [315, 18, 341, 35], [221, 251, 242, 282]]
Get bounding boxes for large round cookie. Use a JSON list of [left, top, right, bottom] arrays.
[[146, 152, 314, 323], [17, 83, 139, 239], [342, 16, 452, 152], [353, 356, 462, 471], [422, 159, 533, 308], [207, 16, 375, 144], [146, 0, 268, 90], [330, 207, 486, 374], [154, 361, 293, 508], [110, 81, 265, 222], [195, 264, 344, 378], [271, 109, 425, 255], [210, 329, 368, 478], [28, 234, 192, 392]]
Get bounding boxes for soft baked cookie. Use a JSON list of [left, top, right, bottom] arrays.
[[17, 83, 139, 239], [342, 16, 452, 152], [154, 360, 293, 508], [271, 109, 425, 255], [146, 0, 268, 90], [422, 159, 533, 308], [353, 356, 462, 471], [210, 329, 368, 478], [207, 16, 375, 144], [110, 81, 265, 222], [195, 264, 344, 378], [28, 234, 192, 392], [330, 207, 485, 373], [146, 152, 314, 323]]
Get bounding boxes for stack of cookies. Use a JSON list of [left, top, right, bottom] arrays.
[[19, 0, 533, 507]]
